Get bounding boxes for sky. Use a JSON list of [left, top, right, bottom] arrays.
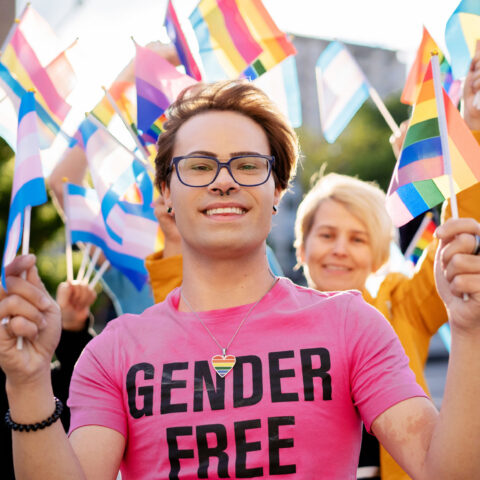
[[11, 0, 462, 148]]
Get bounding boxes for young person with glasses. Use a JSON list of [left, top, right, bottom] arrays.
[[1, 79, 480, 479]]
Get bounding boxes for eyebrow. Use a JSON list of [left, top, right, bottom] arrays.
[[315, 225, 369, 236], [185, 150, 266, 157]]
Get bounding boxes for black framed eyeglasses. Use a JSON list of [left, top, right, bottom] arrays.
[[170, 154, 275, 187]]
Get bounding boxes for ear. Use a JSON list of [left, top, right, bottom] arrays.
[[161, 181, 172, 209], [273, 186, 282, 209]]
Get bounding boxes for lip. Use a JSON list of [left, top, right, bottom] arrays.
[[322, 264, 352, 272], [201, 202, 249, 218]]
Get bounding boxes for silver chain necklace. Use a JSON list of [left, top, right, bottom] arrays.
[[181, 277, 279, 377]]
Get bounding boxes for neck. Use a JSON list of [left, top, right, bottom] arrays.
[[179, 244, 276, 311]]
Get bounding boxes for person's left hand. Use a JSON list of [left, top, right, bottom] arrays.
[[434, 217, 480, 333], [56, 281, 97, 332]]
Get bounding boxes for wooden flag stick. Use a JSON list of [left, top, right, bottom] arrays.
[[83, 246, 102, 285], [88, 258, 110, 289], [76, 243, 92, 282], [368, 86, 401, 136]]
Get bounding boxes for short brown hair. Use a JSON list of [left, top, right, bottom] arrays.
[[155, 80, 299, 192], [295, 173, 393, 272]]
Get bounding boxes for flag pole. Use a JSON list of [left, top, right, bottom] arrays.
[[368, 86, 401, 136], [83, 246, 102, 285], [403, 211, 434, 260], [62, 179, 74, 283], [88, 258, 110, 289], [86, 112, 153, 173], [431, 52, 467, 300], [15, 205, 32, 350], [102, 86, 150, 162], [76, 242, 91, 282]]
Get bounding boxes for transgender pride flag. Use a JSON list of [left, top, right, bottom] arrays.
[[65, 183, 159, 290], [135, 43, 196, 134], [1, 92, 47, 289], [315, 41, 369, 143]]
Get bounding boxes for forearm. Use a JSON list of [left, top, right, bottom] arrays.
[[423, 327, 480, 478], [7, 377, 86, 480]]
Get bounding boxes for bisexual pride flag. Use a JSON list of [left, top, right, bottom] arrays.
[[1, 92, 47, 288]]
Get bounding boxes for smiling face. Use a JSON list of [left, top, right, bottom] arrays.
[[298, 199, 374, 292], [163, 110, 281, 259]]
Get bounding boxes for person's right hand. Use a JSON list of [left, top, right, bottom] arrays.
[[0, 255, 61, 388], [56, 281, 97, 332], [389, 119, 409, 159]]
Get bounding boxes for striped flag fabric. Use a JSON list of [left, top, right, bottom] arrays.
[[254, 55, 302, 127], [404, 212, 437, 265], [445, 0, 480, 79], [0, 94, 18, 150], [1, 5, 76, 124], [75, 117, 153, 244], [65, 183, 159, 290], [402, 26, 461, 106], [165, 0, 202, 81], [0, 62, 61, 148], [1, 92, 47, 289], [189, 0, 296, 81], [315, 41, 370, 143], [386, 60, 480, 227], [135, 43, 197, 135]]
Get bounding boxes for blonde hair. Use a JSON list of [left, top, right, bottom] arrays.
[[294, 173, 393, 272]]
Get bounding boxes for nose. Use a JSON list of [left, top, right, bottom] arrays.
[[208, 165, 240, 196], [332, 236, 348, 256]]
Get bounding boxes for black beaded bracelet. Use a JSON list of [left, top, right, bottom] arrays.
[[4, 397, 63, 432]]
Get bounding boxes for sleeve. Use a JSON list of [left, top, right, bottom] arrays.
[[345, 294, 428, 433], [144, 251, 183, 303], [67, 323, 127, 438]]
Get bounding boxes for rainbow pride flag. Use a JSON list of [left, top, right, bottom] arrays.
[[1, 5, 76, 124], [386, 60, 480, 227], [1, 92, 47, 289], [0, 61, 61, 148], [165, 0, 202, 80], [135, 43, 196, 135], [189, 0, 296, 81], [445, 0, 480, 79], [402, 27, 461, 106], [404, 212, 437, 265]]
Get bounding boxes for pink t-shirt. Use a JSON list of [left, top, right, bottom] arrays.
[[68, 278, 426, 479]]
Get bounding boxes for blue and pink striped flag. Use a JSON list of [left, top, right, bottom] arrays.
[[165, 0, 202, 81], [74, 117, 153, 244], [0, 61, 62, 148], [65, 183, 159, 290], [315, 41, 370, 143], [445, 0, 480, 79], [135, 43, 196, 135], [1, 92, 47, 289]]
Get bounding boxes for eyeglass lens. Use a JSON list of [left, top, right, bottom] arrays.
[[177, 156, 270, 186]]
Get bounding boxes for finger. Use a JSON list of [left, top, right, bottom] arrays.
[[440, 232, 478, 266], [7, 315, 41, 342], [25, 262, 52, 299], [4, 254, 36, 278], [449, 273, 480, 298], [443, 253, 480, 282], [5, 274, 52, 313], [0, 295, 46, 331], [435, 218, 480, 242]]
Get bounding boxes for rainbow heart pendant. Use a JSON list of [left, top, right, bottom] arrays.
[[212, 354, 236, 377]]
